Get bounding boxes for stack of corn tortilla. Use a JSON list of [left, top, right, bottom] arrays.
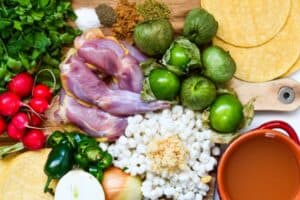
[[201, 0, 300, 82], [0, 149, 55, 200]]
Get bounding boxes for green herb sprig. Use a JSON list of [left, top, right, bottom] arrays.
[[0, 0, 81, 91]]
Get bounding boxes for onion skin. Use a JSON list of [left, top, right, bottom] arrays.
[[101, 167, 142, 200]]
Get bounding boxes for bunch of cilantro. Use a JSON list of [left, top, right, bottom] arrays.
[[0, 0, 81, 92]]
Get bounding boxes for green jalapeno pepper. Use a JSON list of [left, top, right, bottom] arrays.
[[77, 139, 98, 154], [88, 165, 104, 181], [74, 153, 90, 169], [43, 144, 73, 194], [98, 151, 113, 169], [46, 131, 67, 148], [84, 146, 103, 163], [69, 132, 91, 145]]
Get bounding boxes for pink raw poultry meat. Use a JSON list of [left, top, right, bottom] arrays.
[[121, 41, 148, 63], [78, 38, 143, 93], [56, 90, 127, 141], [61, 55, 170, 116]]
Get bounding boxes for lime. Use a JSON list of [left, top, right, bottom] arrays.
[[209, 94, 244, 133], [202, 46, 236, 83], [149, 68, 180, 101]]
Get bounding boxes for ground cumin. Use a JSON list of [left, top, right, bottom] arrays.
[[112, 0, 142, 41]]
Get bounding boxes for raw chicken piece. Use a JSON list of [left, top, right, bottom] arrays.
[[118, 55, 143, 93], [57, 90, 127, 141], [74, 28, 105, 49], [61, 55, 169, 116], [78, 39, 143, 92], [121, 41, 147, 62]]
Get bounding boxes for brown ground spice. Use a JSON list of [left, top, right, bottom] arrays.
[[112, 0, 142, 42]]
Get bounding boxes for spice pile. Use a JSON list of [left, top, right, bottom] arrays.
[[95, 4, 117, 27], [112, 0, 142, 41], [137, 0, 171, 21]]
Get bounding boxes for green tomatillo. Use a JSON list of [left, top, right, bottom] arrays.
[[149, 68, 180, 101], [209, 94, 244, 133], [162, 37, 201, 75], [202, 46, 236, 83], [180, 75, 216, 110]]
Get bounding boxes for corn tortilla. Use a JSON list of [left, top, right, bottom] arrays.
[[283, 57, 300, 76], [213, 0, 300, 82], [0, 149, 54, 200], [202, 0, 291, 47]]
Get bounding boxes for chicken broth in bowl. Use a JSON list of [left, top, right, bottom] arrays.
[[218, 130, 300, 200]]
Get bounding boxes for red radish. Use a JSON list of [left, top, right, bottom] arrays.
[[7, 123, 25, 140], [0, 117, 6, 135], [12, 112, 45, 130], [29, 98, 49, 113], [0, 92, 21, 116], [32, 84, 52, 102], [8, 72, 34, 98], [29, 113, 43, 126], [0, 92, 44, 118], [22, 129, 45, 150], [11, 112, 29, 130]]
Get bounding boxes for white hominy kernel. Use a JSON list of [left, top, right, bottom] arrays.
[[99, 143, 108, 150], [190, 150, 198, 160], [184, 192, 194, 199], [200, 153, 210, 163], [205, 162, 215, 171], [196, 165, 206, 177], [125, 128, 133, 137], [212, 146, 221, 156], [144, 112, 153, 119], [134, 114, 143, 123], [136, 144, 146, 154], [179, 173, 189, 181], [128, 138, 137, 148], [203, 131, 211, 139], [164, 187, 173, 196], [191, 142, 200, 150], [172, 105, 183, 114], [137, 166, 146, 174], [195, 194, 204, 200], [118, 136, 127, 145], [188, 120, 196, 129], [201, 140, 211, 150], [210, 157, 218, 165], [123, 150, 131, 157]]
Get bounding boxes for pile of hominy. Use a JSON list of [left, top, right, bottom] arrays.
[[104, 106, 220, 200]]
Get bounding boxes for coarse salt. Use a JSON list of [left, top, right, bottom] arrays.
[[75, 8, 101, 31]]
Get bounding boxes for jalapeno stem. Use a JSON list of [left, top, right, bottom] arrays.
[[44, 176, 54, 195]]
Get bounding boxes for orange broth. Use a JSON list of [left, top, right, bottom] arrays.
[[223, 135, 300, 200]]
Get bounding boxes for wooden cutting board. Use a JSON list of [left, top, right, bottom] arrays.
[[72, 0, 300, 112]]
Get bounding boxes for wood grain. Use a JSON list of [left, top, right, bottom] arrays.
[[229, 78, 300, 111]]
